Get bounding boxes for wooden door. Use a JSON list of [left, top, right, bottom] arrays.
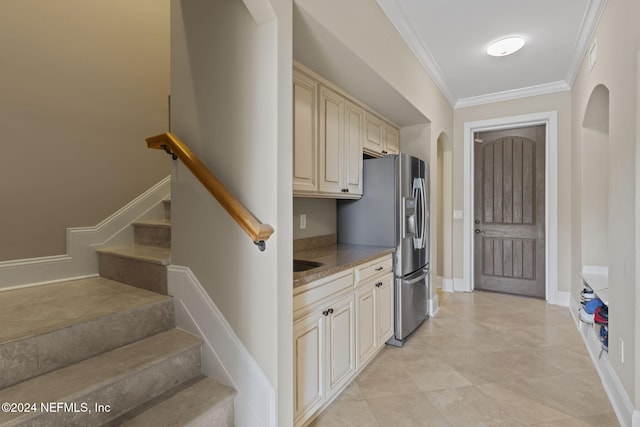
[[473, 125, 545, 298]]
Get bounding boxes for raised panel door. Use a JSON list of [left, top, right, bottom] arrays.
[[326, 293, 356, 396], [293, 312, 325, 424], [376, 275, 394, 344], [344, 100, 364, 196], [318, 85, 344, 194], [293, 70, 318, 194], [384, 124, 399, 154], [364, 112, 385, 155], [355, 284, 376, 369]]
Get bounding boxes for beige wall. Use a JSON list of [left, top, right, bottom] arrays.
[[170, 0, 293, 424], [0, 0, 170, 261], [453, 92, 573, 294], [570, 0, 639, 406], [292, 198, 336, 240]]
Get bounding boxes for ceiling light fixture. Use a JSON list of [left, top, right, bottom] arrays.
[[487, 37, 525, 57]]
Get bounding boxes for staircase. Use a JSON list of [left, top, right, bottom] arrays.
[[0, 200, 236, 426]]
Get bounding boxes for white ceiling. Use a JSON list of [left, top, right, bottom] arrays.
[[376, 0, 607, 108]]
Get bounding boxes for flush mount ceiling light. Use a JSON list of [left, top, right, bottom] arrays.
[[487, 37, 525, 57]]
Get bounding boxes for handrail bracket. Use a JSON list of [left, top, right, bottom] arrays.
[[254, 240, 266, 252]]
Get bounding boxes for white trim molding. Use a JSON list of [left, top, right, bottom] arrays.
[[441, 278, 454, 293], [168, 265, 276, 427], [0, 176, 171, 290], [429, 292, 440, 317], [463, 113, 559, 304], [455, 81, 570, 109], [569, 298, 634, 427]]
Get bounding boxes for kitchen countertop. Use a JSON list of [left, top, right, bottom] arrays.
[[293, 243, 394, 288]]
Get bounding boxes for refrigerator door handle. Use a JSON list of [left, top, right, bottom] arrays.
[[412, 177, 426, 249], [403, 267, 429, 284]]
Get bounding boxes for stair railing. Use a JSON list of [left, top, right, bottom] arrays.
[[146, 132, 274, 251]]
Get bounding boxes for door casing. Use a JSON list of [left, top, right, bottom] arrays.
[[462, 112, 560, 304]]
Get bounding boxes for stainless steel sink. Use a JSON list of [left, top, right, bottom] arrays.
[[293, 259, 324, 272]]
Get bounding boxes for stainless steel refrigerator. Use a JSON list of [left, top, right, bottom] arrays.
[[337, 153, 429, 346]]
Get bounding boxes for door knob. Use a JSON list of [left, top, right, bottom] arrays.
[[475, 229, 481, 234], [474, 219, 480, 225]]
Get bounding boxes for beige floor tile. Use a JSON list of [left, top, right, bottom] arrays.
[[309, 400, 379, 427], [367, 392, 451, 427], [310, 290, 617, 426]]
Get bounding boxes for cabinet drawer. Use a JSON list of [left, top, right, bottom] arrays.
[[355, 255, 392, 284], [294, 270, 354, 319]]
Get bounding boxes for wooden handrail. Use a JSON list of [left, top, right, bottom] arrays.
[[146, 132, 274, 251]]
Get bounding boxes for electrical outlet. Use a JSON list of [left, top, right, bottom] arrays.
[[300, 214, 307, 229], [619, 337, 624, 363]]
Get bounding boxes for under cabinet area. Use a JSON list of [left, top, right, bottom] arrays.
[[293, 254, 393, 427], [293, 61, 400, 199]]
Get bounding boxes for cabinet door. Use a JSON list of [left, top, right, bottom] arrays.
[[318, 85, 344, 194], [384, 124, 400, 155], [356, 284, 376, 369], [364, 112, 385, 155], [344, 100, 364, 196], [326, 293, 356, 396], [377, 275, 394, 344], [293, 312, 326, 423], [293, 70, 318, 193]]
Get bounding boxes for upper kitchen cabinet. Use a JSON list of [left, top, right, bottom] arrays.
[[319, 85, 363, 197], [293, 68, 318, 194], [293, 62, 399, 198], [364, 112, 399, 157]]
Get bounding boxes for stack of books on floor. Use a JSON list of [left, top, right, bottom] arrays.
[[579, 285, 608, 352]]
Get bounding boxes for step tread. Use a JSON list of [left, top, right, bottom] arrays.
[[97, 245, 171, 265], [0, 277, 171, 344], [0, 329, 201, 424], [120, 377, 235, 426], [133, 219, 171, 228]]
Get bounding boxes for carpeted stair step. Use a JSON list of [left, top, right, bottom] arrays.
[[97, 245, 171, 294], [133, 219, 171, 249], [0, 329, 202, 427], [113, 376, 235, 426], [0, 277, 173, 389]]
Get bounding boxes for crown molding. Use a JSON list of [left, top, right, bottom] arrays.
[[454, 81, 570, 109], [565, 0, 608, 86], [375, 0, 457, 107]]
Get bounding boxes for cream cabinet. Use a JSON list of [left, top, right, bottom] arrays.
[[354, 256, 394, 369], [318, 85, 363, 197], [293, 62, 399, 198], [293, 69, 318, 194], [364, 111, 399, 157], [293, 254, 393, 427], [293, 270, 355, 427]]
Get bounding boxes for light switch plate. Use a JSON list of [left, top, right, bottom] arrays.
[[300, 214, 307, 229]]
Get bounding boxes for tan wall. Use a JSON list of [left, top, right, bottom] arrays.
[[293, 198, 336, 240], [570, 0, 639, 405], [453, 92, 573, 294], [0, 0, 170, 261]]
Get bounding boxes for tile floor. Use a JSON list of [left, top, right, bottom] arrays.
[[311, 290, 619, 427]]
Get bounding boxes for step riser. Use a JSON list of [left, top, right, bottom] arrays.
[[2, 343, 201, 426], [163, 200, 171, 221], [0, 301, 174, 389], [99, 255, 167, 294], [134, 224, 171, 249]]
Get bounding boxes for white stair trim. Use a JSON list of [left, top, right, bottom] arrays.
[[569, 297, 633, 427], [0, 176, 171, 290], [168, 265, 276, 427]]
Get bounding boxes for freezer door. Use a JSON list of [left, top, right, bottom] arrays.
[[392, 267, 429, 343], [396, 154, 429, 276]]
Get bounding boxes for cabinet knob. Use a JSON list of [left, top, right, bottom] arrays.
[[322, 310, 329, 316], [341, 188, 349, 193], [382, 150, 388, 155], [375, 282, 383, 287], [328, 308, 334, 314], [375, 266, 383, 271]]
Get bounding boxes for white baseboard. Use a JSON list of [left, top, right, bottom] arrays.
[[453, 278, 468, 292], [168, 265, 276, 427], [549, 290, 570, 307], [0, 176, 171, 290], [429, 292, 439, 317], [569, 297, 634, 427], [435, 275, 443, 289], [441, 278, 454, 293]]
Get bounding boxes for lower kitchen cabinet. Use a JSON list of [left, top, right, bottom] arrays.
[[293, 254, 393, 427]]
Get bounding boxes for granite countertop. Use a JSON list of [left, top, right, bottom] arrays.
[[293, 235, 393, 288]]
